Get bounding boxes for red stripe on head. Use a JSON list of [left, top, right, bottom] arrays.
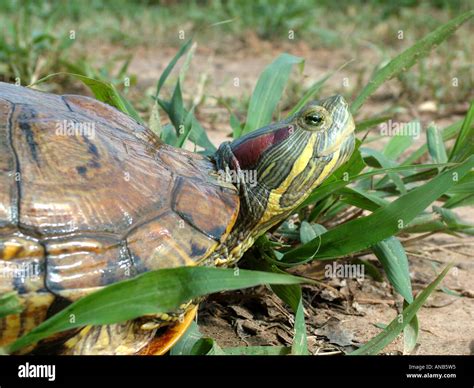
[[231, 126, 292, 169]]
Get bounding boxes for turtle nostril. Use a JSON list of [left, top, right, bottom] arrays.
[[331, 95, 345, 105], [321, 95, 346, 110]]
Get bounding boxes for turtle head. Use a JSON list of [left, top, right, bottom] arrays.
[[213, 95, 355, 261]]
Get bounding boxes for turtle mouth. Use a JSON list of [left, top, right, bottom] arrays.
[[319, 115, 355, 157], [336, 131, 356, 161]]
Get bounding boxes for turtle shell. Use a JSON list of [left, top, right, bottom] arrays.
[[0, 82, 239, 347]]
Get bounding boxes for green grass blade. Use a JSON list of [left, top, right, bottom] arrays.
[[449, 100, 474, 163], [433, 206, 473, 232], [372, 237, 413, 303], [283, 156, 474, 262], [350, 264, 452, 355], [179, 41, 197, 87], [148, 100, 163, 137], [350, 11, 474, 114], [308, 197, 335, 222], [402, 120, 462, 166], [291, 292, 308, 355], [271, 283, 308, 355], [230, 112, 243, 139], [159, 123, 179, 145], [383, 134, 414, 160], [176, 104, 196, 148], [302, 163, 453, 209], [8, 267, 310, 353], [158, 81, 216, 152], [152, 41, 216, 151], [446, 171, 474, 195], [242, 53, 303, 135], [190, 338, 225, 355], [444, 193, 474, 209], [340, 187, 389, 212], [427, 123, 448, 164], [355, 116, 392, 133], [406, 212, 442, 229], [170, 321, 203, 355], [373, 236, 420, 352], [299, 221, 317, 244], [188, 115, 216, 153], [375, 127, 417, 188], [154, 39, 193, 98], [332, 140, 366, 180], [403, 306, 419, 355], [31, 72, 144, 124], [361, 147, 406, 194], [0, 292, 23, 319], [262, 262, 308, 355]]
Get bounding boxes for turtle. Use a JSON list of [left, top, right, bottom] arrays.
[[0, 81, 355, 355]]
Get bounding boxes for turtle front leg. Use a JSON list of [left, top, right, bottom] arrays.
[[214, 141, 253, 211], [61, 321, 158, 355], [60, 302, 197, 355]]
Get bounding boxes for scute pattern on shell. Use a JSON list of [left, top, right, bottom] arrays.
[[0, 82, 239, 347]]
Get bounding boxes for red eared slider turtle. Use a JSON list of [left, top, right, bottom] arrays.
[[0, 82, 355, 354]]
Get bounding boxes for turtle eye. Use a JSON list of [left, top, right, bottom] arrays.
[[299, 107, 331, 131], [304, 112, 324, 127]]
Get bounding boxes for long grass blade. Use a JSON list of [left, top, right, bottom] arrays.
[[8, 267, 310, 353], [283, 156, 474, 263], [350, 11, 474, 114], [350, 264, 452, 355]]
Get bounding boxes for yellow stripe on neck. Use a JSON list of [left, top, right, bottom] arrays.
[[259, 135, 316, 225], [260, 142, 341, 227]]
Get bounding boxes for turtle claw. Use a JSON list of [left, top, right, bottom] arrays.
[[138, 306, 198, 355]]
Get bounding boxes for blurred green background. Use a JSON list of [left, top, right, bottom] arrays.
[[1, 0, 472, 111], [0, 0, 472, 156]]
